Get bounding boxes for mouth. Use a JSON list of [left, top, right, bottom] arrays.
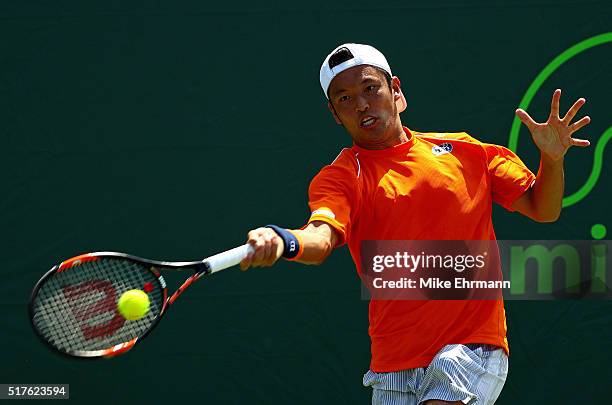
[[360, 116, 378, 129]]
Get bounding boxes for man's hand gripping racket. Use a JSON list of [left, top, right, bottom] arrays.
[[29, 244, 255, 359]]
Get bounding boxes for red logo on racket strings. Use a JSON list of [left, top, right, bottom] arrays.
[[62, 280, 126, 340]]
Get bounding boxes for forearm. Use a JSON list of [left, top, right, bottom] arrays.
[[289, 225, 336, 265], [529, 154, 565, 221]]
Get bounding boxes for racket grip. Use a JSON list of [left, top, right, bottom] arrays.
[[204, 244, 255, 274]]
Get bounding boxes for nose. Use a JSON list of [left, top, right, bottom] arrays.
[[355, 96, 369, 113]]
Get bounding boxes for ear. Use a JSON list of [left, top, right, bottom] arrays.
[[392, 76, 407, 113], [392, 76, 402, 101], [327, 101, 343, 125]]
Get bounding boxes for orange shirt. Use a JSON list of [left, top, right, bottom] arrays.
[[307, 127, 535, 372]]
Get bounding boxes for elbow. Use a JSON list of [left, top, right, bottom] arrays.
[[532, 210, 561, 223], [309, 258, 327, 266], [525, 198, 561, 223], [535, 216, 558, 223]]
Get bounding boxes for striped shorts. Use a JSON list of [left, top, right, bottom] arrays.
[[363, 344, 508, 405]]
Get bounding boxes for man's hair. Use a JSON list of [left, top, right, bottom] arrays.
[[326, 47, 392, 99]]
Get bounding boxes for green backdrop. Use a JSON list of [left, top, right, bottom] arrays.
[[1, 1, 611, 403]]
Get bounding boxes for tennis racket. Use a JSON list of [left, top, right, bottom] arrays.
[[29, 244, 254, 359]]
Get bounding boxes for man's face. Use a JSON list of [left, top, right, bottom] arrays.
[[327, 65, 402, 149]]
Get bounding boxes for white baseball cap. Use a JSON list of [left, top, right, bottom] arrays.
[[319, 43, 407, 112]]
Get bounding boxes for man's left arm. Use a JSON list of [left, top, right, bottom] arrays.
[[511, 89, 591, 222]]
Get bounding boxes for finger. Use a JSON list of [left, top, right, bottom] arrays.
[[569, 116, 591, 133], [262, 233, 273, 265], [251, 235, 267, 267], [561, 97, 586, 124], [271, 235, 284, 265], [515, 108, 538, 132], [247, 229, 262, 243], [570, 137, 590, 147], [240, 255, 252, 271], [240, 236, 258, 270], [240, 250, 255, 271], [263, 235, 280, 266], [271, 234, 284, 266], [549, 89, 561, 120], [274, 235, 285, 259]]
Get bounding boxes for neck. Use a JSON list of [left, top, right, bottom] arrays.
[[355, 121, 407, 150]]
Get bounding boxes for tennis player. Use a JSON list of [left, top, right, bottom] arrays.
[[240, 43, 590, 404]]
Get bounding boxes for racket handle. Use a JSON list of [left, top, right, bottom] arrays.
[[204, 244, 255, 274]]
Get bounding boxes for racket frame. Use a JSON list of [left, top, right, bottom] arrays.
[[29, 252, 212, 359]]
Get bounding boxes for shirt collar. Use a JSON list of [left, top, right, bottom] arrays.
[[351, 127, 416, 157]]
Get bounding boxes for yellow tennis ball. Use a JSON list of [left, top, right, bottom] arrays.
[[117, 289, 150, 321]]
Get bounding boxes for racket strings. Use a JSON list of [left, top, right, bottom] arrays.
[[32, 258, 164, 355]]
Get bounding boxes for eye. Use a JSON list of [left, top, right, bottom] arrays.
[[338, 95, 350, 103], [365, 85, 378, 92]]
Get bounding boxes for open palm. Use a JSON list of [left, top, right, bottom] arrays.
[[515, 89, 591, 161]]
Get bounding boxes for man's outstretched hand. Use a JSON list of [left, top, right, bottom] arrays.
[[515, 89, 591, 161]]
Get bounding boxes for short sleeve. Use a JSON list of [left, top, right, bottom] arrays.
[[483, 144, 536, 211], [307, 158, 359, 246]]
